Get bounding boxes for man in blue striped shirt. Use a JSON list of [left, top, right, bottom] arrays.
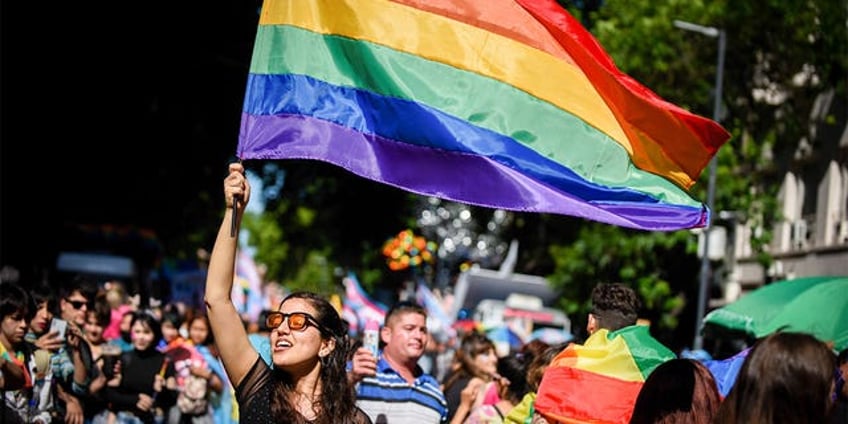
[[349, 301, 448, 423]]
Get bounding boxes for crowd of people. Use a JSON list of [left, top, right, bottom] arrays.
[[0, 274, 239, 424], [2, 163, 846, 424]]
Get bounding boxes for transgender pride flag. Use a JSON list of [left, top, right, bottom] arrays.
[[236, 0, 730, 231], [416, 283, 456, 339], [232, 249, 264, 324], [342, 273, 387, 333]]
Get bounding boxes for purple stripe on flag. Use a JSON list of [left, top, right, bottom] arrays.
[[240, 74, 684, 207], [239, 113, 706, 231]]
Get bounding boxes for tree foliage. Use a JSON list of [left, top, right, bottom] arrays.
[[541, 0, 846, 348], [241, 160, 413, 296]]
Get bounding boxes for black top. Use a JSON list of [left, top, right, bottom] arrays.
[[102, 348, 177, 424], [234, 358, 276, 424], [443, 374, 473, 421], [235, 357, 372, 424]]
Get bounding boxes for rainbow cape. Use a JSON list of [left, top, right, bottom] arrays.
[[504, 392, 536, 424], [535, 326, 675, 424], [237, 0, 731, 231]]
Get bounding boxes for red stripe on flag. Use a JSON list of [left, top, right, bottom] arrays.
[[535, 365, 643, 424]]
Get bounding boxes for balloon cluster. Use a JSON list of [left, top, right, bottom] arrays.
[[382, 229, 437, 271]]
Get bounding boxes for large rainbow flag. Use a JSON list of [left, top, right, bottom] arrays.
[[534, 326, 675, 423], [237, 0, 730, 231]]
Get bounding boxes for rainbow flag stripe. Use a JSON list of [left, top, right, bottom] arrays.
[[237, 0, 730, 231], [535, 326, 675, 423]]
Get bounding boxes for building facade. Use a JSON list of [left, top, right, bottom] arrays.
[[722, 88, 848, 303]]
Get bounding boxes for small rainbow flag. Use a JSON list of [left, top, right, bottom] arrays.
[[237, 0, 730, 231], [535, 326, 675, 423]]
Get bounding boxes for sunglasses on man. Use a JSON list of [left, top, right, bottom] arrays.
[[65, 299, 90, 310], [265, 311, 326, 333]]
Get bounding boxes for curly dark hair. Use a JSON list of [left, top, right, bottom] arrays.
[[269, 292, 366, 424], [590, 283, 640, 331]]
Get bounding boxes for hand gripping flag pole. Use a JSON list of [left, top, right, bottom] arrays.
[[229, 156, 241, 238]]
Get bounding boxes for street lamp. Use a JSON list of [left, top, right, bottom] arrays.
[[673, 19, 726, 351]]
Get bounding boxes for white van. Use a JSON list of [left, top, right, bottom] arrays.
[[474, 295, 571, 342]]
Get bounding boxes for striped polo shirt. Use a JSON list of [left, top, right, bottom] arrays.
[[355, 355, 448, 423]]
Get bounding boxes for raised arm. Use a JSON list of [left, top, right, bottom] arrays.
[[204, 162, 259, 387]]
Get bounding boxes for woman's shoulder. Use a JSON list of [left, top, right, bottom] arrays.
[[235, 356, 273, 395], [445, 373, 473, 390]]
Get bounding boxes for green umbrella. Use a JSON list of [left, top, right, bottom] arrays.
[[703, 275, 848, 352]]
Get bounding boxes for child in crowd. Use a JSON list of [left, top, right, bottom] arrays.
[[186, 313, 233, 423]]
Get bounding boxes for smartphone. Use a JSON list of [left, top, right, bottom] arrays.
[[49, 318, 68, 341], [363, 320, 380, 358]]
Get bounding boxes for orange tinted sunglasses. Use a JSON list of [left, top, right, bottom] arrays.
[[265, 311, 324, 332]]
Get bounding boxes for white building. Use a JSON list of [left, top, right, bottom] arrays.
[[723, 89, 848, 302]]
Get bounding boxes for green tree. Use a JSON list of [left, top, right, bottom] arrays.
[[242, 160, 414, 296], [542, 0, 846, 348]]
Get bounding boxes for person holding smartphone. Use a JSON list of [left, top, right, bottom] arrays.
[[23, 283, 64, 423], [51, 277, 98, 424], [26, 284, 63, 352], [348, 301, 449, 424], [49, 319, 68, 343]]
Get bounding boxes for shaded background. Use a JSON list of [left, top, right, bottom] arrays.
[[1, 1, 265, 277]]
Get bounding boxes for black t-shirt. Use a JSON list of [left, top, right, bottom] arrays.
[[443, 374, 473, 421], [102, 348, 177, 424]]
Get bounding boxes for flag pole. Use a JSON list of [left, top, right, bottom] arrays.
[[229, 156, 241, 238], [231, 196, 239, 237]]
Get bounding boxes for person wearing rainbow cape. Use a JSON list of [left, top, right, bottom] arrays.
[[532, 283, 675, 424]]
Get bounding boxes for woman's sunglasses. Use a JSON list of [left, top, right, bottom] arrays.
[[265, 311, 324, 333]]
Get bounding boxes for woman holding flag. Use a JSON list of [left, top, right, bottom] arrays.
[[205, 163, 370, 424]]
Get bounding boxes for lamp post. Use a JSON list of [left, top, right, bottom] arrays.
[[673, 19, 726, 351]]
